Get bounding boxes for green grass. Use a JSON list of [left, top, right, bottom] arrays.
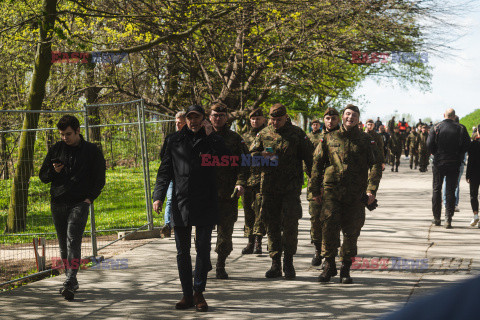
[[460, 108, 480, 136]]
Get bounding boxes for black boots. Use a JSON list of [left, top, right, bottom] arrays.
[[318, 257, 337, 283], [395, 165, 399, 172], [340, 260, 353, 284], [311, 243, 322, 266], [265, 255, 282, 278], [241, 235, 255, 254], [283, 254, 296, 280], [216, 255, 228, 279], [253, 235, 263, 254]]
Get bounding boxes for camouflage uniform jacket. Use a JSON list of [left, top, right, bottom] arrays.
[[367, 130, 385, 163], [310, 125, 383, 198], [307, 126, 339, 200], [250, 122, 314, 195], [388, 132, 403, 154], [214, 126, 249, 200], [242, 124, 266, 187], [406, 131, 418, 150], [417, 132, 429, 153], [308, 130, 323, 150]]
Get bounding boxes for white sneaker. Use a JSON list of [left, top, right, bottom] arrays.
[[470, 217, 479, 226], [455, 206, 460, 212]]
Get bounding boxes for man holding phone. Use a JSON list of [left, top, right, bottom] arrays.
[[39, 115, 106, 301]]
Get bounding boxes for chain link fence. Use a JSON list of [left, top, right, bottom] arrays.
[[0, 100, 174, 288]]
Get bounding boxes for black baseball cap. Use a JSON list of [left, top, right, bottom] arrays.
[[185, 105, 205, 117]]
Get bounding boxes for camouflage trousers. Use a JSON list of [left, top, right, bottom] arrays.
[[321, 190, 366, 262], [419, 151, 430, 171], [215, 198, 238, 258], [390, 151, 401, 167], [409, 149, 419, 167], [309, 200, 322, 245], [260, 192, 302, 259], [242, 185, 266, 237]]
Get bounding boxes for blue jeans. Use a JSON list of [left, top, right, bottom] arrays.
[[164, 182, 173, 226], [174, 225, 213, 296], [443, 161, 465, 207]]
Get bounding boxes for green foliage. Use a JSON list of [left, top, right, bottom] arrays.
[[460, 109, 480, 136]]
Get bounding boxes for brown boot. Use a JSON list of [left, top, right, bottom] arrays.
[[253, 235, 263, 254], [175, 295, 194, 309], [193, 291, 208, 312], [340, 259, 353, 284], [318, 257, 337, 283], [241, 235, 255, 254], [265, 255, 282, 278], [311, 242, 322, 266]]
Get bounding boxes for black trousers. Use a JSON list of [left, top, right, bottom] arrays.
[[470, 180, 480, 212], [432, 165, 460, 221], [51, 201, 90, 283], [174, 225, 213, 296]]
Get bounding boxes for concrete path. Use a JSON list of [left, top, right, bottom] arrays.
[[1, 159, 479, 319]]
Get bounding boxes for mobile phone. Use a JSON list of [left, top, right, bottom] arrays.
[[265, 147, 274, 153], [51, 158, 63, 165]]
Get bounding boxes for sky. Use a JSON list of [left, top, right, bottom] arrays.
[[354, 5, 480, 124]]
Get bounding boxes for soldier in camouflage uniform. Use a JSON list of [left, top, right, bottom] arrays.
[[308, 119, 323, 148], [388, 126, 402, 172], [308, 108, 340, 267], [241, 108, 267, 255], [365, 119, 385, 170], [406, 126, 419, 169], [250, 103, 313, 279], [209, 102, 249, 279], [310, 104, 382, 284], [417, 124, 430, 172]]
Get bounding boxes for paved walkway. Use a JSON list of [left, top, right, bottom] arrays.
[[1, 159, 479, 319]]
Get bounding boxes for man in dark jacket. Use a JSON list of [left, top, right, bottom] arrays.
[[467, 125, 480, 227], [39, 115, 106, 301], [427, 108, 471, 228], [152, 105, 228, 312]]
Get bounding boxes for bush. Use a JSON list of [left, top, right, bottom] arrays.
[[460, 109, 480, 136]]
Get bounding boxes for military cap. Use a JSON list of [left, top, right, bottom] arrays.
[[210, 102, 228, 113], [269, 103, 287, 117], [311, 119, 320, 124], [323, 107, 339, 117], [249, 108, 264, 118], [343, 104, 360, 115], [185, 105, 205, 117], [366, 119, 374, 124]]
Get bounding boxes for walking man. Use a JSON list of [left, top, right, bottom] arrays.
[[152, 105, 228, 311], [39, 115, 106, 301], [427, 108, 470, 228]]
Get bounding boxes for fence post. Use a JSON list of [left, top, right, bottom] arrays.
[[137, 101, 154, 230], [84, 104, 98, 257]]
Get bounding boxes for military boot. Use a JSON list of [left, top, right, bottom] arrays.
[[391, 166, 394, 172], [265, 255, 282, 278], [395, 165, 399, 172], [241, 235, 255, 254], [283, 254, 296, 280], [311, 242, 322, 266], [340, 259, 353, 284], [253, 235, 263, 254], [410, 163, 413, 169], [318, 257, 337, 283], [215, 255, 228, 279]]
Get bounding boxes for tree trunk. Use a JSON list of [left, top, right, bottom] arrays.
[[5, 0, 57, 233], [0, 129, 9, 180], [85, 63, 102, 151]]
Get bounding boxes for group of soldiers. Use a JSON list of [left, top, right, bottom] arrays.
[[361, 117, 432, 173], [209, 102, 382, 284]]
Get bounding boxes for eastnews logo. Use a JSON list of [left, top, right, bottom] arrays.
[[201, 154, 278, 167], [51, 51, 128, 64], [52, 257, 128, 270], [351, 257, 429, 270], [351, 51, 428, 64]]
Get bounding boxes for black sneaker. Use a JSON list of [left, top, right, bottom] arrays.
[[432, 219, 441, 226]]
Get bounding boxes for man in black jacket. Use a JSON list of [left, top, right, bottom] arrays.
[[427, 108, 470, 228], [466, 125, 480, 227], [152, 105, 228, 312], [39, 115, 106, 301]]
